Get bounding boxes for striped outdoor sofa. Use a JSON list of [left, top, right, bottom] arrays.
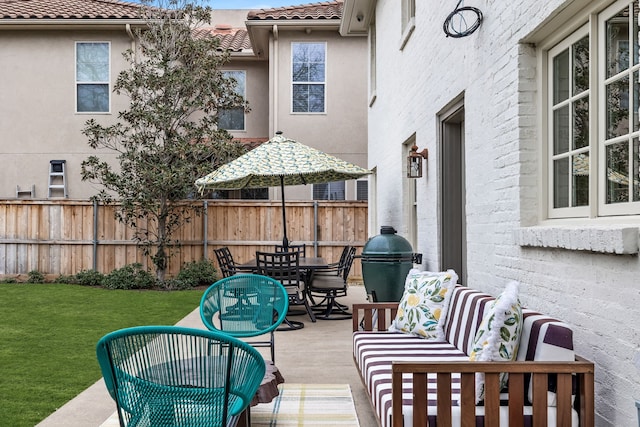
[[352, 285, 595, 427]]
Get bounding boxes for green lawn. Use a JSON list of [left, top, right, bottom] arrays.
[[0, 283, 204, 427]]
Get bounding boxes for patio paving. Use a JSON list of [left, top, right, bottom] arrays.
[[36, 283, 378, 427]]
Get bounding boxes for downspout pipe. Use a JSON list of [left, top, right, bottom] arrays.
[[93, 200, 98, 271], [125, 23, 136, 61], [272, 24, 279, 134]]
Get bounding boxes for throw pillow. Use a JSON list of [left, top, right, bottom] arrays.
[[388, 269, 458, 340], [469, 281, 523, 403]]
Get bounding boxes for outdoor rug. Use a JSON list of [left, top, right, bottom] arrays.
[[250, 383, 360, 426], [101, 383, 359, 427]]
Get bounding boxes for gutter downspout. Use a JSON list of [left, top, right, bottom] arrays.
[[271, 24, 281, 203], [272, 24, 279, 134], [125, 23, 136, 61]]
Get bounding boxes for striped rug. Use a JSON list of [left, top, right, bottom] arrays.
[[101, 383, 359, 427], [250, 383, 360, 426]]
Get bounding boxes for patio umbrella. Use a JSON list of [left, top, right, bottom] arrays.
[[195, 132, 371, 248]]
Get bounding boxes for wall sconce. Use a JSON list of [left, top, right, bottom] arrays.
[[407, 145, 428, 178]]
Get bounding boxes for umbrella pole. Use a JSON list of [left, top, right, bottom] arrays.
[[280, 177, 289, 249]]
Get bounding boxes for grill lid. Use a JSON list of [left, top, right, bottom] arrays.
[[361, 226, 414, 258]]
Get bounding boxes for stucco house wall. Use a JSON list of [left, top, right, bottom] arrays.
[[270, 29, 368, 201], [1, 29, 131, 199], [0, 2, 368, 203], [360, 0, 640, 425]]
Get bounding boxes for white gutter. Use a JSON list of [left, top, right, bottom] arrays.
[[272, 24, 279, 135], [125, 23, 136, 62], [0, 19, 147, 30]]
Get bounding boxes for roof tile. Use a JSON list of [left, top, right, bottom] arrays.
[[247, 0, 343, 21], [0, 0, 142, 20], [194, 26, 251, 52]]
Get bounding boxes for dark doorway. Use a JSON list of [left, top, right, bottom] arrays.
[[440, 101, 466, 284]]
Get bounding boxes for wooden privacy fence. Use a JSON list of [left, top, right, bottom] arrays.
[[0, 199, 368, 279]]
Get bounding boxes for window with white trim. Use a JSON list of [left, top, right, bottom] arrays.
[[547, 0, 640, 218], [401, 0, 415, 33], [76, 42, 110, 113], [292, 42, 326, 113], [219, 70, 246, 131]]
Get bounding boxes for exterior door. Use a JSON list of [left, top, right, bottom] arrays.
[[439, 102, 466, 284]]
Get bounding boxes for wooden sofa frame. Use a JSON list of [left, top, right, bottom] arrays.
[[353, 302, 595, 427]]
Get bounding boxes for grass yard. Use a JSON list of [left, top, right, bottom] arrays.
[[0, 283, 204, 427]]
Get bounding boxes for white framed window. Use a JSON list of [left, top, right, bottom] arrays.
[[546, 0, 640, 218], [76, 42, 110, 113], [219, 70, 246, 131], [292, 42, 326, 113], [400, 0, 416, 49], [313, 181, 345, 200]]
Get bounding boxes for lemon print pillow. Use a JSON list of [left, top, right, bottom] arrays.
[[389, 269, 458, 340]]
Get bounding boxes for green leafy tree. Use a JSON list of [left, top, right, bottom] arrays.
[[81, 0, 246, 281]]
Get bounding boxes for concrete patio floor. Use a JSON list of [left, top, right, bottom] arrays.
[[36, 283, 378, 427]]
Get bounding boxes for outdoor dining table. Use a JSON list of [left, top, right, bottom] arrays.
[[238, 256, 328, 271]]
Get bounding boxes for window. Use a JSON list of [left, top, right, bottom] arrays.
[[219, 70, 246, 131], [313, 181, 345, 200], [400, 0, 416, 49], [76, 42, 110, 113], [546, 0, 640, 218], [207, 188, 268, 200], [401, 0, 416, 33], [357, 180, 369, 201], [292, 42, 326, 113]]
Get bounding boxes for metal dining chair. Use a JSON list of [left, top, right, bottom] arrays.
[[308, 246, 356, 320], [214, 246, 254, 278], [96, 325, 265, 427], [274, 243, 306, 257], [200, 274, 289, 362], [255, 250, 316, 329]]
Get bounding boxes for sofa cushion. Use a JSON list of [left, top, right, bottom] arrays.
[[469, 281, 523, 403], [388, 269, 457, 340], [443, 286, 495, 355], [353, 331, 467, 427], [516, 309, 575, 405]]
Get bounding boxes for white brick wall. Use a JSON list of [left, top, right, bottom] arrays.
[[369, 0, 640, 425]]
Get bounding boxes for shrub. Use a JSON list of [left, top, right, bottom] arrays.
[[0, 277, 17, 284], [159, 278, 191, 291], [103, 263, 156, 290], [75, 269, 105, 287], [176, 259, 218, 288], [26, 270, 45, 284], [55, 274, 77, 284]]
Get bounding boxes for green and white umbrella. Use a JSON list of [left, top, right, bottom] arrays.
[[195, 132, 371, 247]]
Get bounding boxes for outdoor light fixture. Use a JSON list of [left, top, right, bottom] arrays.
[[407, 145, 428, 178]]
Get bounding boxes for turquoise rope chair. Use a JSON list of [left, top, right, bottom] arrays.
[[200, 274, 289, 363], [96, 325, 265, 427]]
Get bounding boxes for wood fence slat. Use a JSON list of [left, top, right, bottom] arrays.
[[0, 200, 368, 278]]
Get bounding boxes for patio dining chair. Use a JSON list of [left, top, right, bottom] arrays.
[[96, 325, 265, 427], [214, 246, 254, 278], [274, 243, 306, 257], [255, 250, 316, 329], [308, 246, 356, 320], [200, 274, 289, 362]]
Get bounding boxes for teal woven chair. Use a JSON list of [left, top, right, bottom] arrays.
[[200, 274, 289, 363], [96, 325, 265, 427]]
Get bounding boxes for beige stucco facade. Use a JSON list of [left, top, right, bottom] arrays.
[[0, 7, 368, 202], [1, 28, 134, 199]]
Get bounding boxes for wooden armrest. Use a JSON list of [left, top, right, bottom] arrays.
[[391, 359, 595, 427], [352, 302, 399, 332]]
